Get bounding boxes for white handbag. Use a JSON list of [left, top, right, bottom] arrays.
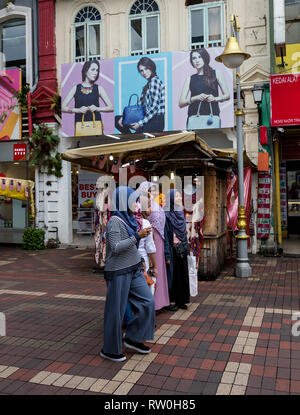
[[187, 102, 220, 130]]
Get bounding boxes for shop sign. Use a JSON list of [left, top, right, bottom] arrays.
[[61, 48, 234, 137], [275, 44, 300, 75], [270, 73, 300, 126], [13, 143, 27, 161], [78, 172, 102, 208]]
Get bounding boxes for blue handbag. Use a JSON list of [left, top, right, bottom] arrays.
[[122, 94, 144, 126]]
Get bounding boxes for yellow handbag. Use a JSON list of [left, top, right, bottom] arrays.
[[75, 112, 103, 136]]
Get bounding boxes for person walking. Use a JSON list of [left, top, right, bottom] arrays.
[[136, 181, 170, 311], [101, 186, 155, 362], [164, 189, 190, 310]]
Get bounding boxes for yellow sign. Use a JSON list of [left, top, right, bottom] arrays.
[[275, 43, 300, 74]]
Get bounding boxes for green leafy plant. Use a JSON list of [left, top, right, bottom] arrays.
[[28, 124, 63, 177], [22, 228, 45, 250], [13, 83, 38, 114], [47, 92, 61, 117]]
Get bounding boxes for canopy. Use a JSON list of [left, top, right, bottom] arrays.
[[62, 131, 216, 166]]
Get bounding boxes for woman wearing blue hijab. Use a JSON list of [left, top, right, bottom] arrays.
[[164, 189, 190, 310], [101, 186, 155, 362]]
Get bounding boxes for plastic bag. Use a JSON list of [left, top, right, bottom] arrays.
[[187, 255, 198, 297]]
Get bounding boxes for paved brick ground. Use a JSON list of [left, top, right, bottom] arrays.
[[0, 245, 300, 396]]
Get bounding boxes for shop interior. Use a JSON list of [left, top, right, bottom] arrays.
[[0, 162, 34, 230]]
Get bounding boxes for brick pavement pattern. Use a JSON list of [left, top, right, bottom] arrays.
[[0, 247, 300, 395]]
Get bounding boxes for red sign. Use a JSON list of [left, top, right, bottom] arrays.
[[13, 143, 27, 161], [270, 74, 300, 127]]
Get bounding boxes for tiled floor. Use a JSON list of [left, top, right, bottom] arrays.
[[0, 246, 300, 395]]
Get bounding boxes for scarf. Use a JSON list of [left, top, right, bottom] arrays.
[[136, 181, 165, 239], [164, 189, 187, 243], [112, 186, 138, 237]]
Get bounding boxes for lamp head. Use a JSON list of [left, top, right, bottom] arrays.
[[215, 36, 250, 68], [252, 85, 264, 105]]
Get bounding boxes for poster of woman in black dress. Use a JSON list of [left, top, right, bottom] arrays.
[[179, 48, 230, 129], [62, 59, 113, 136]]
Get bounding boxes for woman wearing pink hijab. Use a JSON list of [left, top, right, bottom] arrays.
[[136, 181, 170, 311]]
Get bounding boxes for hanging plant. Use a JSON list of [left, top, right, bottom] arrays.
[[28, 124, 63, 178], [13, 83, 38, 114], [47, 92, 61, 117]]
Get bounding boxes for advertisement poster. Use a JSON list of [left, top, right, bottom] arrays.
[[0, 69, 22, 140], [61, 48, 234, 137], [257, 171, 271, 239], [172, 48, 234, 131], [78, 172, 101, 208], [270, 73, 300, 127], [61, 59, 115, 138]]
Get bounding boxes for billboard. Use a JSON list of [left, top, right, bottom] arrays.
[[61, 48, 234, 137], [0, 69, 22, 140], [270, 73, 300, 127]]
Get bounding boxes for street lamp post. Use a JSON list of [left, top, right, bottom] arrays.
[[216, 15, 252, 278]]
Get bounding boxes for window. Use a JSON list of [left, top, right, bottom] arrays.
[[189, 1, 223, 49], [0, 4, 33, 86], [74, 6, 101, 62], [0, 18, 26, 83], [129, 0, 160, 56], [285, 0, 300, 44]]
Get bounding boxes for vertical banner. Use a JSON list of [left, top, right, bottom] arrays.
[[0, 69, 22, 140], [279, 162, 288, 230], [257, 171, 271, 239]]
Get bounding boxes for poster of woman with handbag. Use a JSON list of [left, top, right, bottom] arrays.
[[115, 57, 165, 134], [178, 48, 230, 130], [62, 59, 113, 136]]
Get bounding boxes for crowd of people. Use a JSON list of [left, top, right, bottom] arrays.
[[100, 182, 191, 362]]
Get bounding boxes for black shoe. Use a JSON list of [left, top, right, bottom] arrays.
[[100, 349, 126, 362], [164, 305, 179, 311], [124, 338, 151, 354], [178, 304, 188, 310]]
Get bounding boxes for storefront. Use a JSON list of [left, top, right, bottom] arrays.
[[270, 72, 300, 253], [0, 140, 34, 243]]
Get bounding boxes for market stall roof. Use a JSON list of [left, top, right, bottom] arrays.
[[212, 147, 257, 169], [62, 131, 216, 166]]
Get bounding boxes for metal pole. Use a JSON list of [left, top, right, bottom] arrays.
[[234, 16, 252, 278]]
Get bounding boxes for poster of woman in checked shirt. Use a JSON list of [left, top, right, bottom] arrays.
[[115, 57, 165, 134]]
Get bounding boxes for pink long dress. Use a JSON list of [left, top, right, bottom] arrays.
[[153, 228, 170, 310]]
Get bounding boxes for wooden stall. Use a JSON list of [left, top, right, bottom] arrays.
[[62, 131, 237, 280]]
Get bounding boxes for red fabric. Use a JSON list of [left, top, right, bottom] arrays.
[[227, 167, 252, 237], [259, 126, 268, 145]]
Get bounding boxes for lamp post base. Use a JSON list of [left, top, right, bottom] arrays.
[[235, 261, 252, 278]]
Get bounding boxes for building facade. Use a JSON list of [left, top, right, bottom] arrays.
[[1, 0, 274, 251]]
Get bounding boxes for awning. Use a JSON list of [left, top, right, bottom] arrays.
[[62, 131, 217, 166]]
